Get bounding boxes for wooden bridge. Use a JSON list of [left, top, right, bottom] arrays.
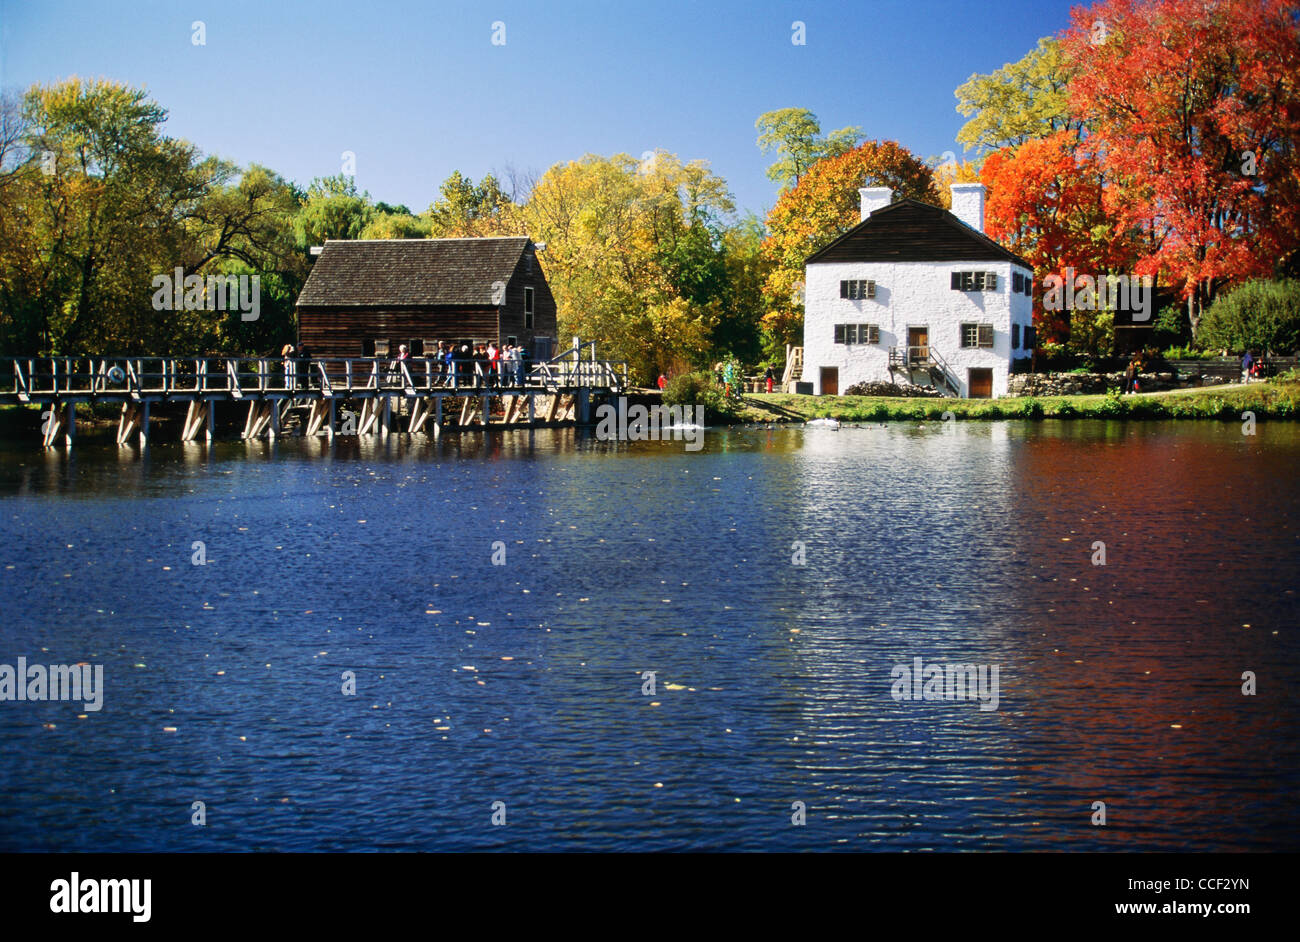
[[2, 345, 628, 447]]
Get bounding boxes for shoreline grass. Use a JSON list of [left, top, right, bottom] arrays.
[[721, 377, 1300, 424]]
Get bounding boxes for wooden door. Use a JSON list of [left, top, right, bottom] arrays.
[[968, 368, 993, 398], [820, 366, 839, 396], [907, 327, 929, 366]]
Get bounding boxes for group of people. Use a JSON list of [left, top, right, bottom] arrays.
[[400, 340, 530, 388], [1242, 351, 1265, 383], [275, 340, 530, 390]]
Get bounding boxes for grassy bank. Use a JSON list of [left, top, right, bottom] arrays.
[[721, 375, 1300, 424]]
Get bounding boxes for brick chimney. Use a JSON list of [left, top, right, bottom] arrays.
[[858, 186, 892, 222], [950, 183, 986, 233]]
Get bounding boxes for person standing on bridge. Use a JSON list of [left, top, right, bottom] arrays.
[[282, 343, 296, 391], [298, 343, 313, 391]]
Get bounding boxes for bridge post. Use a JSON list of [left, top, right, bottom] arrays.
[[207, 400, 215, 442], [381, 396, 392, 437], [577, 388, 590, 425], [327, 398, 335, 439], [433, 396, 442, 437], [140, 401, 150, 446]]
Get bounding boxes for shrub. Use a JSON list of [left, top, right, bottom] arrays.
[[1198, 279, 1300, 355], [663, 371, 715, 407]]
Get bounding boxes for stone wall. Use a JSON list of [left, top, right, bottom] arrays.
[[1007, 368, 1240, 397]]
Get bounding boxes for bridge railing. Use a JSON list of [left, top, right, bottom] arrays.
[[2, 356, 628, 399]]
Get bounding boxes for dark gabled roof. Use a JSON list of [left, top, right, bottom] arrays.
[[805, 198, 1031, 267], [297, 236, 532, 308]]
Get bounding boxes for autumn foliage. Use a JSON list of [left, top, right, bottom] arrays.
[[761, 140, 939, 345]]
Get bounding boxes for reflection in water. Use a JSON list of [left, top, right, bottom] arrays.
[[0, 420, 1295, 851]]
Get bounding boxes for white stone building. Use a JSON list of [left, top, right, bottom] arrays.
[[801, 183, 1035, 398]]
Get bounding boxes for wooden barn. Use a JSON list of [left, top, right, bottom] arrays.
[[296, 236, 558, 360]]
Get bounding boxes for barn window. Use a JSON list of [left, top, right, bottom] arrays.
[[524, 286, 535, 328]]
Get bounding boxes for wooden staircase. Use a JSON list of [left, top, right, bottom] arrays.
[[888, 345, 961, 397], [782, 345, 804, 390]]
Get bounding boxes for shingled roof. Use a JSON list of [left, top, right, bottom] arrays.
[[297, 237, 532, 308], [805, 199, 1030, 267]]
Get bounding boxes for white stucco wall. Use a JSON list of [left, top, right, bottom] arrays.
[[803, 259, 1034, 397]]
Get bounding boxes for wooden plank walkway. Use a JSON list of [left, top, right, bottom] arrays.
[[1, 355, 627, 447]]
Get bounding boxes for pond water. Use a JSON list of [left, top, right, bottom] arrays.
[[0, 419, 1296, 851]]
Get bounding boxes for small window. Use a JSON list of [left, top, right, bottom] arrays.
[[409, 339, 424, 356], [362, 338, 376, 356], [839, 279, 875, 300], [960, 323, 994, 348], [861, 323, 879, 344], [524, 286, 535, 328], [1012, 324, 1021, 349], [952, 271, 999, 292], [834, 324, 846, 344], [1013, 272, 1023, 293], [506, 335, 517, 346], [373, 339, 390, 357]]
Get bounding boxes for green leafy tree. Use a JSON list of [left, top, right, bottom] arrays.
[[955, 38, 1083, 155], [1197, 279, 1300, 354], [755, 108, 863, 191]]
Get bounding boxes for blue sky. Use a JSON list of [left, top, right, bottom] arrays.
[[2, 0, 1083, 219]]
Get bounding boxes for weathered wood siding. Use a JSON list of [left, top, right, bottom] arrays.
[[298, 306, 500, 358]]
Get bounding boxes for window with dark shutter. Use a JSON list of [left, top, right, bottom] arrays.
[[960, 323, 978, 348], [840, 281, 849, 299], [866, 324, 879, 344], [986, 272, 998, 290], [1012, 324, 1021, 348], [834, 324, 845, 344], [951, 272, 963, 290], [978, 324, 994, 348], [1013, 272, 1023, 293]]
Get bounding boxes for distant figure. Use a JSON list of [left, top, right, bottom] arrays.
[[281, 343, 296, 391], [657, 373, 667, 390], [1242, 350, 1253, 383], [1123, 356, 1138, 395], [298, 343, 313, 391], [722, 361, 735, 397], [764, 366, 775, 394]]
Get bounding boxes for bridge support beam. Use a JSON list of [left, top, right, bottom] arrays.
[[117, 402, 147, 445], [181, 400, 207, 442], [41, 402, 75, 448]]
